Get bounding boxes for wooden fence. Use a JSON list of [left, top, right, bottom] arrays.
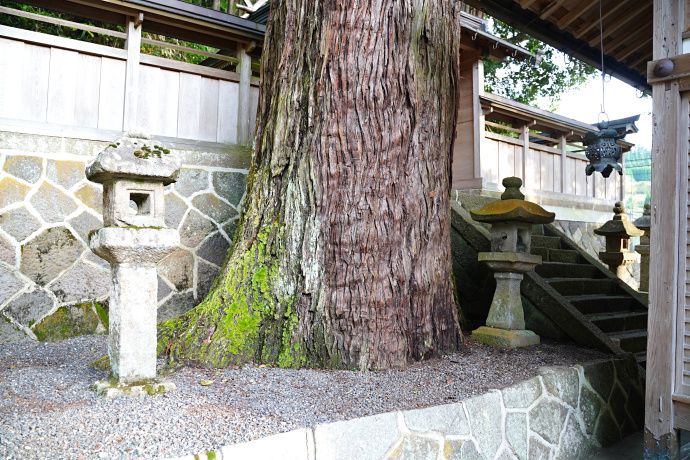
[[0, 8, 259, 145]]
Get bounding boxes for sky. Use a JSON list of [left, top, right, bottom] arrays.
[[538, 76, 653, 151]]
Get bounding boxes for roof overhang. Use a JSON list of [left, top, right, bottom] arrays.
[[464, 0, 652, 93]]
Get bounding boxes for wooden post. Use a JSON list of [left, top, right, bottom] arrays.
[[123, 14, 143, 132], [236, 44, 252, 146], [645, 0, 684, 458], [473, 58, 484, 179], [520, 124, 531, 188], [559, 134, 567, 193]]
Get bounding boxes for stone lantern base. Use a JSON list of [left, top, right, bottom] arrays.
[[472, 326, 540, 349], [91, 377, 176, 400]]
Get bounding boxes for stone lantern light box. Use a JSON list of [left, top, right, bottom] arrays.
[[87, 135, 180, 228]]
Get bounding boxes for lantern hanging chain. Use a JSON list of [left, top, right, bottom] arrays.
[[598, 0, 607, 119]]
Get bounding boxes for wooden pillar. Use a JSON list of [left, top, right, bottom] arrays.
[[559, 134, 567, 193], [645, 0, 684, 458], [520, 124, 537, 189], [237, 44, 252, 146], [473, 58, 484, 180], [123, 14, 143, 132]]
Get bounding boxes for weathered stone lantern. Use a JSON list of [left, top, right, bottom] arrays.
[[633, 202, 651, 292], [594, 202, 644, 279], [470, 177, 555, 349], [87, 132, 181, 398]]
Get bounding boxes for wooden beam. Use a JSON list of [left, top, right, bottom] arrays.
[[123, 16, 142, 132], [518, 0, 539, 9], [572, 0, 635, 39], [630, 52, 653, 69], [617, 35, 653, 62], [647, 53, 690, 84], [556, 0, 599, 29], [603, 23, 652, 57], [539, 0, 568, 20], [587, 3, 651, 47], [645, 0, 684, 455]]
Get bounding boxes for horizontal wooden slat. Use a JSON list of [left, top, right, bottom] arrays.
[[141, 37, 238, 63], [0, 5, 127, 39], [0, 24, 127, 60]]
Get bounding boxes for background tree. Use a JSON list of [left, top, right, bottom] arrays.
[[159, 0, 464, 370], [483, 18, 597, 109]]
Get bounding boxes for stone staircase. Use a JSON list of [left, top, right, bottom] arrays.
[[530, 226, 649, 367], [450, 202, 649, 370]]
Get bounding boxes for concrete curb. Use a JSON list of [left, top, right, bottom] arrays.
[[164, 353, 642, 460]]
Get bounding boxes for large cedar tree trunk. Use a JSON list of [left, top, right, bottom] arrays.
[[159, 0, 463, 370]]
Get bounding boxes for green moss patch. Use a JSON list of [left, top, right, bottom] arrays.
[[34, 302, 107, 341]]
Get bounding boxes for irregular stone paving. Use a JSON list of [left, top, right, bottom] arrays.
[[169, 354, 643, 460], [0, 134, 249, 343]]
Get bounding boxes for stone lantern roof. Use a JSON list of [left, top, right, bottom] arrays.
[[594, 202, 644, 237], [632, 202, 651, 231], [470, 177, 555, 224], [86, 131, 181, 185]]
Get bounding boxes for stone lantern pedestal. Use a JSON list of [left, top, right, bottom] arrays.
[[86, 132, 182, 399], [470, 177, 555, 349], [633, 202, 651, 293], [594, 202, 643, 279]]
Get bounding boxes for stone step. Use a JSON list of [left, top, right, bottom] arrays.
[[547, 278, 617, 296], [546, 249, 580, 264], [587, 311, 648, 333], [535, 263, 601, 279], [531, 235, 561, 249], [607, 329, 647, 354], [565, 295, 634, 315]]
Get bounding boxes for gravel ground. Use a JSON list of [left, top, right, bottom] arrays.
[[0, 334, 610, 460]]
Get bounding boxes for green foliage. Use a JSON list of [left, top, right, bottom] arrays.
[[483, 18, 598, 109], [624, 145, 651, 182]]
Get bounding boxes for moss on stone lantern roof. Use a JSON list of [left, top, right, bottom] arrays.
[[470, 177, 556, 224], [594, 202, 644, 237]]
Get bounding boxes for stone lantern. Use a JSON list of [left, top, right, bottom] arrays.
[[87, 131, 181, 398], [594, 202, 643, 279], [470, 177, 555, 349], [633, 202, 651, 292]]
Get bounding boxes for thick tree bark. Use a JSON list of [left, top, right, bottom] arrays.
[[159, 0, 463, 370]]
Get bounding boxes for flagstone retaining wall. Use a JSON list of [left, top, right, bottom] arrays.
[[174, 353, 643, 460], [0, 131, 250, 343]]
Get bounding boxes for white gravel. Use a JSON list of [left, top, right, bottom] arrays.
[[0, 334, 610, 459]]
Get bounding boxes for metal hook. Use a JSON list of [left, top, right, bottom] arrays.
[[635, 88, 646, 98], [472, 32, 478, 41], [604, 73, 612, 83], [493, 42, 499, 49]]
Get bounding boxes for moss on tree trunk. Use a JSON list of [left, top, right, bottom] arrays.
[[158, 0, 464, 370]]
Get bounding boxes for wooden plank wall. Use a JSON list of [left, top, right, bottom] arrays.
[[0, 33, 257, 144], [482, 132, 623, 200], [678, 93, 690, 397], [451, 51, 480, 187]]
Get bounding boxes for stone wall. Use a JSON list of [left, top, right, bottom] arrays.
[[182, 353, 643, 460], [0, 131, 250, 343]]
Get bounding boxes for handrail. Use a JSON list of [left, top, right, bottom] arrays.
[[0, 5, 127, 40]]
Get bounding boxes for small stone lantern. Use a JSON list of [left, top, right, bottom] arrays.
[[470, 177, 555, 349], [633, 202, 651, 292], [87, 131, 181, 398], [594, 202, 644, 279]]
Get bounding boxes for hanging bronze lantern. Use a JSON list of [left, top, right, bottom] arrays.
[[584, 120, 626, 178]]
